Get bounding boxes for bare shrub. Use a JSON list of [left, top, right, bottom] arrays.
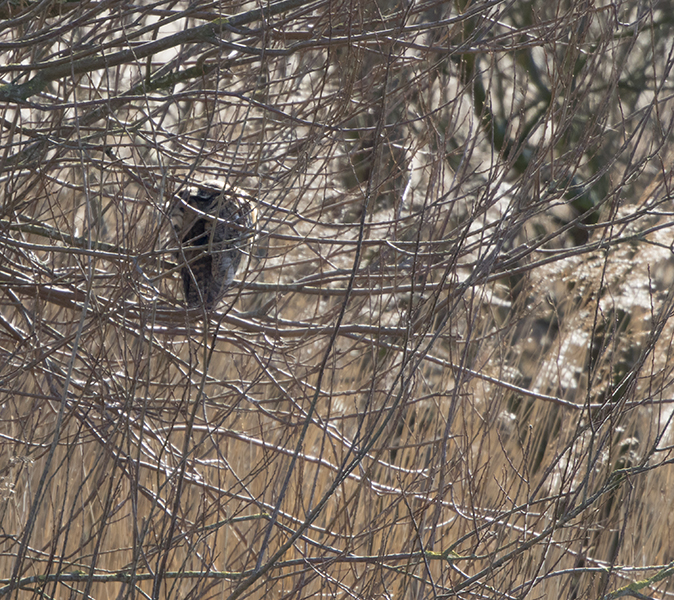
[[1, 0, 674, 599]]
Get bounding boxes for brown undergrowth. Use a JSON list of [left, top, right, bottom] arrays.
[[2, 1, 674, 599]]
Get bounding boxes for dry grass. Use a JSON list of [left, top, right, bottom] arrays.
[[2, 0, 674, 598]]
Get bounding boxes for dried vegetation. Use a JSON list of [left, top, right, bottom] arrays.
[[1, 0, 674, 599]]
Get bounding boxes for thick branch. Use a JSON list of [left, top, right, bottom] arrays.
[[0, 0, 318, 103]]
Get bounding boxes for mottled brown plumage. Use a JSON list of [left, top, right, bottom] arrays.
[[171, 181, 256, 309]]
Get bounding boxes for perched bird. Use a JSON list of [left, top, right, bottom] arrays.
[[170, 180, 256, 309]]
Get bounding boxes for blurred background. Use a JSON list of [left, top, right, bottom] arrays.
[[1, 0, 674, 598]]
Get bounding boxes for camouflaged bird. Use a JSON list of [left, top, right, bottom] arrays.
[[171, 181, 256, 309]]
